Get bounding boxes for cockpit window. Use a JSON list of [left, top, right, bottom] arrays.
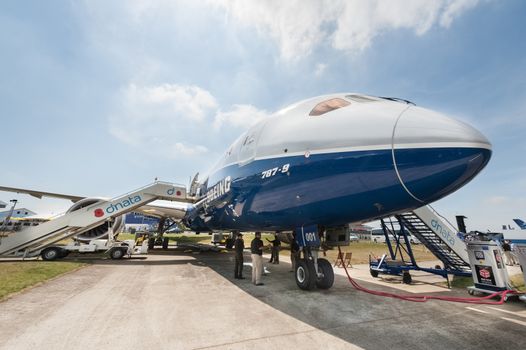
[[309, 98, 350, 116]]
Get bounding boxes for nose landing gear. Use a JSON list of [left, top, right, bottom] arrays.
[[294, 253, 335, 290], [292, 224, 346, 290]]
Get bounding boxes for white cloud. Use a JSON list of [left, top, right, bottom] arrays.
[[212, 0, 480, 60], [440, 0, 480, 27], [124, 83, 217, 122], [109, 83, 268, 159], [109, 83, 217, 159], [171, 142, 208, 157], [315, 63, 328, 77], [214, 104, 269, 130]]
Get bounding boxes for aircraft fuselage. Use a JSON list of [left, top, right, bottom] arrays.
[[184, 94, 491, 232]]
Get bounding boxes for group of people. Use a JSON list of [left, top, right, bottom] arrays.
[[234, 232, 299, 286]]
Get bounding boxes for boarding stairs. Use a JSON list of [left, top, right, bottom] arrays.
[[396, 206, 471, 274], [0, 181, 186, 258]]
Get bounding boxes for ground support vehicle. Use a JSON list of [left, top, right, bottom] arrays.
[[40, 238, 148, 261]]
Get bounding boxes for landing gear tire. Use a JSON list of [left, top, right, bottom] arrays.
[[148, 238, 155, 250], [109, 248, 125, 260], [295, 260, 317, 290], [41, 247, 61, 261], [370, 269, 379, 278], [402, 271, 412, 284], [468, 289, 475, 296], [316, 258, 334, 289], [162, 237, 169, 250]]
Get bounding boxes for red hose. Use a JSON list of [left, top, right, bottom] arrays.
[[337, 246, 518, 304]]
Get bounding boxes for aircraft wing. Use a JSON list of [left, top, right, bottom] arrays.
[[135, 200, 188, 220], [0, 186, 84, 202]]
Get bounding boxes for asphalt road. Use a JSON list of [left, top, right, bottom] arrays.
[[1, 251, 525, 350]]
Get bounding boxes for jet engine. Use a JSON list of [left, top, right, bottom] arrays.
[[67, 198, 124, 242]]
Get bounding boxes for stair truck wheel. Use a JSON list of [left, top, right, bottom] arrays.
[[162, 237, 169, 249], [41, 247, 61, 261], [148, 238, 155, 250], [59, 248, 70, 258], [370, 269, 379, 278], [402, 271, 412, 284], [109, 247, 125, 260], [316, 258, 335, 289], [295, 260, 317, 290]]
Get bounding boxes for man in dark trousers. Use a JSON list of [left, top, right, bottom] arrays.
[[251, 232, 264, 285], [234, 233, 245, 279], [266, 233, 281, 264]]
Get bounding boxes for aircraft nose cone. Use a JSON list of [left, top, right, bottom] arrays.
[[392, 106, 491, 203]]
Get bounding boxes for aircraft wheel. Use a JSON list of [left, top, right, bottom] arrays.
[[41, 247, 61, 261], [162, 237, 169, 250], [109, 248, 125, 260], [316, 258, 334, 289], [295, 260, 316, 290], [402, 271, 412, 284], [370, 269, 379, 278]]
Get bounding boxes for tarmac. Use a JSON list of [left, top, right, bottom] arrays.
[[0, 250, 525, 350]]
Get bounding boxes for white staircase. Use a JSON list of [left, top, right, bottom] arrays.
[[397, 206, 471, 273], [0, 182, 186, 257]]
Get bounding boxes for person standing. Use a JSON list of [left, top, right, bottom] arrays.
[[251, 232, 264, 286], [266, 233, 281, 264], [234, 233, 245, 279]]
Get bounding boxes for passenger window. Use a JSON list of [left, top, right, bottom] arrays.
[[309, 98, 350, 116]]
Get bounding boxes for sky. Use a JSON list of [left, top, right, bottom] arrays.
[[0, 0, 525, 232]]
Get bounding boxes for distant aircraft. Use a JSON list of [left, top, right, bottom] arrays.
[[0, 93, 492, 289], [513, 219, 526, 230]]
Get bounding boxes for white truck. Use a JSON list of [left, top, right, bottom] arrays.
[[40, 238, 148, 261]]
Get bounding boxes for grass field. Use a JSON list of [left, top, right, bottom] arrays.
[[510, 273, 526, 292], [0, 261, 86, 300]]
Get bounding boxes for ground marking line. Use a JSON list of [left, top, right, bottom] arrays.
[[500, 317, 526, 327], [465, 307, 488, 314], [486, 306, 526, 318]]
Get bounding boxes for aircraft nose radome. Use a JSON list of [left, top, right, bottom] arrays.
[[392, 106, 491, 203], [393, 106, 491, 149]]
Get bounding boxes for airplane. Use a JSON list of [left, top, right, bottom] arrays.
[[513, 219, 526, 230], [0, 93, 492, 290]]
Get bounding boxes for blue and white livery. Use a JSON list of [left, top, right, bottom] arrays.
[[184, 93, 491, 234]]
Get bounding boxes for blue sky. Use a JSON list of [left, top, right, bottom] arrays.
[[0, 0, 525, 231]]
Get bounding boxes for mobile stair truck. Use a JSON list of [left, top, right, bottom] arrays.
[[0, 182, 186, 260], [370, 205, 471, 285]]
